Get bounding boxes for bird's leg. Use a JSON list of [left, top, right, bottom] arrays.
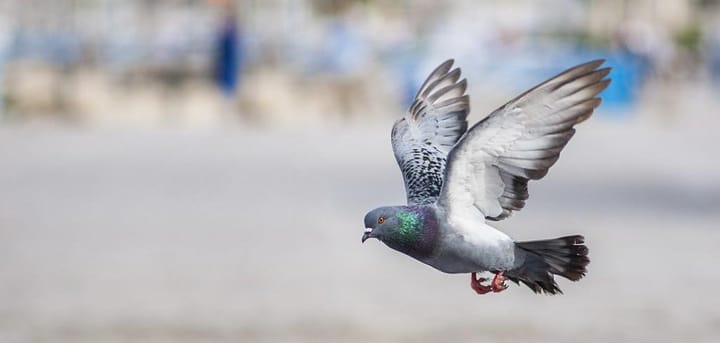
[[470, 272, 492, 294], [491, 271, 508, 292]]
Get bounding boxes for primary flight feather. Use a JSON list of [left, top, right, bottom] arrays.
[[363, 59, 610, 294]]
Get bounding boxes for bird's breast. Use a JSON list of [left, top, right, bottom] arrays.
[[419, 210, 516, 273]]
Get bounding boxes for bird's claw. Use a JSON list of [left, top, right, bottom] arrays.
[[471, 271, 508, 295], [491, 281, 508, 292], [470, 272, 492, 294], [490, 271, 508, 293]]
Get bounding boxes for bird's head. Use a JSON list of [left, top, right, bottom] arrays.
[[362, 206, 438, 258], [362, 206, 402, 243]]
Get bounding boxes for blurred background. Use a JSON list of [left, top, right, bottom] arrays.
[[1, 0, 719, 342]]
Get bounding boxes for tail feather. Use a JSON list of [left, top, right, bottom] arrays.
[[506, 235, 589, 294]]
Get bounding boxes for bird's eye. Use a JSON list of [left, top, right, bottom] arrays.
[[377, 216, 385, 224]]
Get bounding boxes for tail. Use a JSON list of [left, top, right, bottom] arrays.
[[505, 235, 589, 295]]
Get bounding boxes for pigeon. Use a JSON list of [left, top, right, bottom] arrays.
[[362, 59, 610, 294]]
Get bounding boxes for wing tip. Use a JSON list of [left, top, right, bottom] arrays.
[[596, 78, 612, 93], [559, 59, 609, 82], [590, 58, 606, 65], [583, 58, 606, 70], [435, 59, 455, 77], [414, 59, 462, 100]]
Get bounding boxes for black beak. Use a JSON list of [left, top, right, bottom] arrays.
[[361, 228, 372, 243]]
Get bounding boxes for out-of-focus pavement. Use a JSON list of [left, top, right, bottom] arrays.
[[0, 111, 719, 342]]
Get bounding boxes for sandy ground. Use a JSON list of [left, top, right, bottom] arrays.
[[0, 116, 719, 342]]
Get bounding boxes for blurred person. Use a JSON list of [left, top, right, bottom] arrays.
[[213, 1, 243, 97]]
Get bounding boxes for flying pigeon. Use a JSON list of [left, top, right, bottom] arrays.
[[362, 59, 610, 294]]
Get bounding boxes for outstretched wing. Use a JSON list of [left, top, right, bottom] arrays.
[[438, 60, 611, 220], [391, 60, 470, 205]]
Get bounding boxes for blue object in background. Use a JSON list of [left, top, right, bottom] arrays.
[[215, 15, 243, 96], [556, 48, 646, 117], [600, 49, 644, 111]]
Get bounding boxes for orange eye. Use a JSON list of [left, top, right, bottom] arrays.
[[377, 216, 385, 224]]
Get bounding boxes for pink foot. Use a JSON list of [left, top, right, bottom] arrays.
[[491, 271, 508, 293], [470, 272, 492, 294]]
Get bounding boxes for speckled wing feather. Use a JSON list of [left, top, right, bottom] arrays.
[[438, 60, 611, 220], [391, 60, 470, 205]]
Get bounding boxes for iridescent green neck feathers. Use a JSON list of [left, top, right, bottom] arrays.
[[363, 206, 438, 258]]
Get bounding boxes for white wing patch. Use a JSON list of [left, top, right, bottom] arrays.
[[439, 60, 611, 221]]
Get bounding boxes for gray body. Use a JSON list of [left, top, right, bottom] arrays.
[[419, 205, 519, 273]]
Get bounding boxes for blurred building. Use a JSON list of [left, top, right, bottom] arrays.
[[0, 0, 718, 125]]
